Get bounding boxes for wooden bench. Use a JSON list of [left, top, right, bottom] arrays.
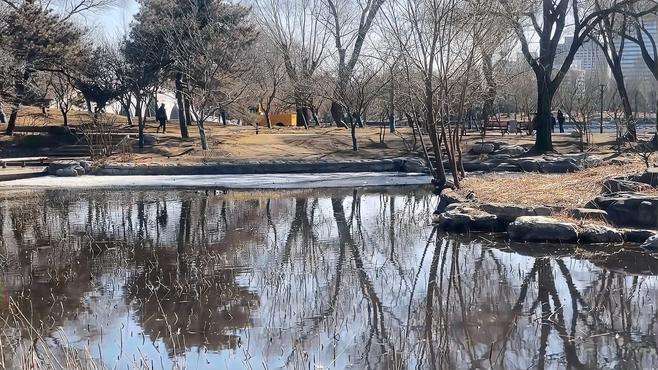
[[0, 157, 48, 168], [483, 120, 509, 133]]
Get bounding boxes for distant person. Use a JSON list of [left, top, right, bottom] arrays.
[[557, 110, 565, 133], [156, 104, 167, 133], [508, 119, 519, 135], [550, 113, 557, 133]]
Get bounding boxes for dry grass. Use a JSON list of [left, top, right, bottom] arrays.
[[459, 162, 652, 208]]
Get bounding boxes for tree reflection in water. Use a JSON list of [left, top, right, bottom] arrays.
[[0, 188, 657, 369]]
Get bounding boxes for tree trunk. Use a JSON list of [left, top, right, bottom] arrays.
[[481, 51, 497, 133], [5, 69, 30, 136], [0, 102, 5, 124], [311, 108, 320, 126], [354, 113, 364, 128], [425, 80, 447, 188], [5, 107, 19, 136], [330, 101, 348, 128], [389, 71, 396, 133], [137, 102, 145, 150], [535, 76, 554, 153], [610, 65, 635, 140], [184, 98, 193, 127], [122, 100, 133, 127], [347, 112, 358, 152], [60, 106, 68, 127], [85, 98, 92, 113], [174, 72, 189, 139], [198, 121, 209, 150], [296, 106, 311, 129], [263, 108, 272, 129]]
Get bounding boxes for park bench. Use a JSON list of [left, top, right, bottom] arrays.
[[483, 120, 509, 133]]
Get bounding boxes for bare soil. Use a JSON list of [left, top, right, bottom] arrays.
[[3, 106, 650, 164]]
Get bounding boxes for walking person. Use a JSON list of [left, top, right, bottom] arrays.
[[156, 103, 167, 133], [557, 110, 565, 133]]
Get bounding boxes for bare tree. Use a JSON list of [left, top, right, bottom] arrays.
[[496, 0, 654, 153], [253, 0, 329, 128], [555, 71, 600, 151], [382, 0, 483, 188], [47, 72, 82, 126], [252, 38, 286, 129], [166, 0, 256, 150], [328, 59, 387, 151], [624, 7, 658, 131], [323, 0, 386, 127], [589, 3, 636, 140]]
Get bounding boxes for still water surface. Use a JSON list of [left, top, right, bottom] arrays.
[[0, 188, 657, 369]]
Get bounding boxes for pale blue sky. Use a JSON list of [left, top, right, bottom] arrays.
[[86, 0, 139, 41]]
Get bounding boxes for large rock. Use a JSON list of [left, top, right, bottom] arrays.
[[55, 167, 79, 177], [579, 224, 624, 244], [470, 143, 496, 155], [518, 159, 542, 172], [402, 157, 428, 173], [638, 168, 658, 187], [495, 145, 527, 156], [462, 161, 499, 172], [601, 178, 651, 194], [508, 216, 579, 243], [487, 154, 513, 162], [435, 189, 475, 214], [492, 163, 521, 172], [48, 160, 81, 175], [621, 229, 657, 243], [72, 165, 86, 176], [568, 208, 608, 222], [539, 158, 582, 173], [79, 160, 93, 174], [143, 134, 157, 146], [435, 205, 499, 232], [479, 203, 552, 224], [588, 193, 658, 228], [641, 235, 658, 252]]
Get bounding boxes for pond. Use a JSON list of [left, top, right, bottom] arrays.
[[0, 187, 657, 369]]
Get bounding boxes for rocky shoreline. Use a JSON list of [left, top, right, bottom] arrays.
[[434, 169, 658, 252]]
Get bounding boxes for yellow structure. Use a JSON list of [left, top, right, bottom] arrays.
[[258, 112, 297, 127]]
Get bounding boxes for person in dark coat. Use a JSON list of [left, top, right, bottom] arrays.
[[550, 113, 556, 132], [557, 110, 565, 133], [156, 104, 167, 133]]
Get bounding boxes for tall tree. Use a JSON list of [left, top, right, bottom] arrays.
[[324, 0, 386, 127], [129, 0, 189, 138], [589, 3, 636, 140], [73, 45, 124, 116], [120, 36, 165, 149], [253, 0, 328, 128], [497, 0, 649, 152], [624, 8, 658, 130], [165, 0, 256, 150], [0, 3, 84, 135]]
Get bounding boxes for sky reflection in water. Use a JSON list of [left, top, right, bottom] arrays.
[[0, 187, 657, 369]]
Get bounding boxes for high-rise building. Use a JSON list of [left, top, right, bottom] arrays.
[[555, 36, 606, 73], [621, 15, 658, 83]]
